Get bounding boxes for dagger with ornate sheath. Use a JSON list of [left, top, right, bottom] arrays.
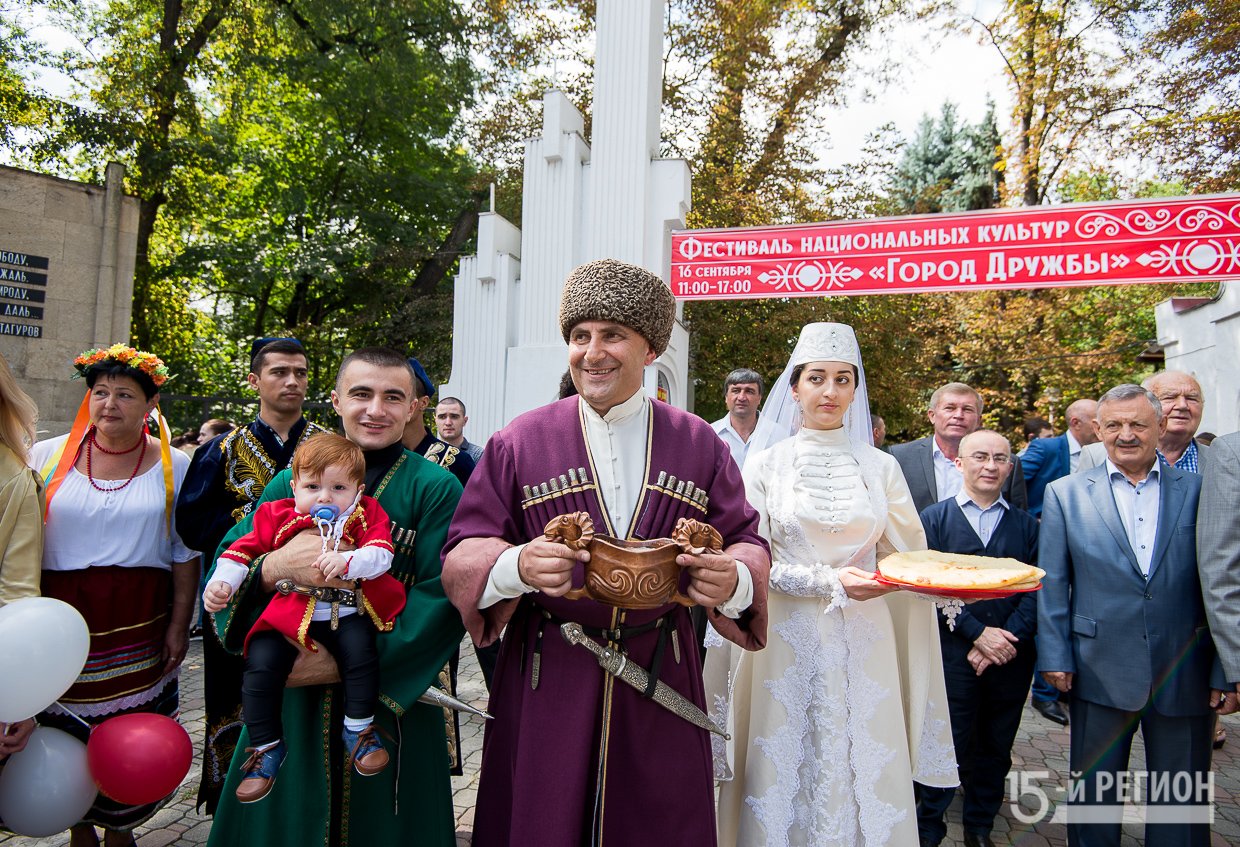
[[419, 686, 492, 719], [560, 622, 729, 739]]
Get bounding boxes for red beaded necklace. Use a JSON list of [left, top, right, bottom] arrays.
[[88, 426, 144, 455], [86, 427, 148, 492]]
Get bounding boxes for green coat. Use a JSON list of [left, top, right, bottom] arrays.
[[206, 451, 465, 847]]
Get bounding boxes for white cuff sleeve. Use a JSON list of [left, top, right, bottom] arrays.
[[344, 546, 394, 581], [479, 543, 535, 609], [210, 559, 251, 595], [715, 559, 754, 619]]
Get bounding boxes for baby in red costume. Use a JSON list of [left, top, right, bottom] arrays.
[[203, 433, 405, 803]]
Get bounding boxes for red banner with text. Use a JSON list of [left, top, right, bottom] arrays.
[[670, 195, 1240, 300]]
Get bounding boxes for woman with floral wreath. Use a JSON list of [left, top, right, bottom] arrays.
[[28, 344, 199, 847]]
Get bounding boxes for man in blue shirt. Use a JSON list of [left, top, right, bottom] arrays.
[[915, 430, 1039, 847], [1038, 384, 1229, 847]]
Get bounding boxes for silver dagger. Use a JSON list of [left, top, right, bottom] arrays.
[[560, 622, 729, 738], [418, 686, 493, 719]]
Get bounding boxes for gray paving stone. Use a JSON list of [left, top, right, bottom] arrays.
[[3, 639, 1238, 845]]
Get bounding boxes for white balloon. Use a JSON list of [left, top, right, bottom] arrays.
[[0, 725, 97, 837], [0, 597, 91, 721]]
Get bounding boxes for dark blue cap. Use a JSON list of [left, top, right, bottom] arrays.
[[407, 357, 435, 399], [250, 337, 304, 368]]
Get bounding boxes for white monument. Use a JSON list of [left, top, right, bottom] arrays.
[[1152, 282, 1240, 435], [438, 0, 691, 441]]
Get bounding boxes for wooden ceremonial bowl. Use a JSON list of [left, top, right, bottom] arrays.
[[563, 534, 694, 609]]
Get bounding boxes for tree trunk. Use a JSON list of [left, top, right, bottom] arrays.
[[130, 193, 166, 349], [408, 189, 488, 296]]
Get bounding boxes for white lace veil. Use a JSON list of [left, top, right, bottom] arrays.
[[760, 322, 874, 447]]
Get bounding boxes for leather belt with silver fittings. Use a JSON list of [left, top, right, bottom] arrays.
[[274, 579, 358, 607]]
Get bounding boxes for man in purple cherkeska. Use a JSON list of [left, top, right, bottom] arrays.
[[442, 259, 770, 847]]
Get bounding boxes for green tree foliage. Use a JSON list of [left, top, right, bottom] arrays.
[[4, 0, 480, 421], [1138, 0, 1240, 192], [973, 0, 1138, 206], [891, 102, 1002, 213], [668, 0, 941, 426]]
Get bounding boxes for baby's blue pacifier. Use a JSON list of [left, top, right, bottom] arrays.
[[312, 504, 340, 522]]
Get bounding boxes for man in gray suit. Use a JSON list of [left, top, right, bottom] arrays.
[[1077, 370, 1208, 473], [1039, 384, 1231, 847], [1198, 431, 1240, 695], [891, 382, 1028, 514]]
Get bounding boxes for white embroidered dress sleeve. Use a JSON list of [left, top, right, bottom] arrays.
[[709, 429, 958, 847]]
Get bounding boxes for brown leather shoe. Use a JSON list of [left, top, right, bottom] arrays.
[[235, 741, 286, 803], [344, 725, 389, 776]]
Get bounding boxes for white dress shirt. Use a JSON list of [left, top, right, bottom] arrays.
[[712, 413, 784, 470], [482, 392, 753, 615], [1105, 458, 1161, 576], [932, 437, 964, 502], [954, 490, 1008, 545]]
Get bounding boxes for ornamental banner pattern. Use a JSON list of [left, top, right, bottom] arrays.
[[670, 195, 1240, 300]]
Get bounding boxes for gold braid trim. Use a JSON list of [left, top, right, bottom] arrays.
[[296, 598, 318, 651], [357, 589, 394, 632]]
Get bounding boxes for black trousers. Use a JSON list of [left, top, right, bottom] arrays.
[[1067, 697, 1213, 847], [917, 646, 1035, 844], [242, 613, 380, 747]]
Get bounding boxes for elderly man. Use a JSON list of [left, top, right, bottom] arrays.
[[435, 396, 485, 462], [710, 367, 782, 469], [916, 430, 1039, 847], [1038, 384, 1229, 847], [176, 337, 329, 813], [206, 348, 465, 847], [1078, 370, 1208, 473], [891, 382, 1028, 514], [442, 259, 770, 846]]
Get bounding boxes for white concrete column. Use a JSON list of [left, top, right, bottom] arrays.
[[517, 91, 589, 348], [583, 0, 664, 265]]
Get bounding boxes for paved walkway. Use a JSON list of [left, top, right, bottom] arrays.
[[3, 637, 1238, 846]]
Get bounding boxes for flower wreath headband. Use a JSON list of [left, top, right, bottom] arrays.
[[73, 343, 172, 388], [40, 344, 176, 535]]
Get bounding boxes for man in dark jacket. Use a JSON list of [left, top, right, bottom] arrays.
[[915, 429, 1039, 847]]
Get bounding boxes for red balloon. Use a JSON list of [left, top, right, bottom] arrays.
[[86, 714, 192, 805]]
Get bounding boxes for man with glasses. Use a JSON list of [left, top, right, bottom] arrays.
[[916, 430, 1039, 847], [891, 382, 1028, 514], [1078, 370, 1209, 474]]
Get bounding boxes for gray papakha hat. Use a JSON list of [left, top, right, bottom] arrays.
[[558, 259, 675, 355]]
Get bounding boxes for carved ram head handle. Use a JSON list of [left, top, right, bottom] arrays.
[[671, 518, 724, 556], [544, 512, 596, 551]]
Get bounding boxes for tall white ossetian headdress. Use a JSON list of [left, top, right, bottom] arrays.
[[760, 322, 874, 447]]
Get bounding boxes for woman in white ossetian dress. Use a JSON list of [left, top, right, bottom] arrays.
[[706, 322, 958, 847]]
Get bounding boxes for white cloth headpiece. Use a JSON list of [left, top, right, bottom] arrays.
[[759, 322, 874, 451], [788, 322, 861, 369]]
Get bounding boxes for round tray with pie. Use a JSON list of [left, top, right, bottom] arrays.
[[875, 549, 1044, 600]]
